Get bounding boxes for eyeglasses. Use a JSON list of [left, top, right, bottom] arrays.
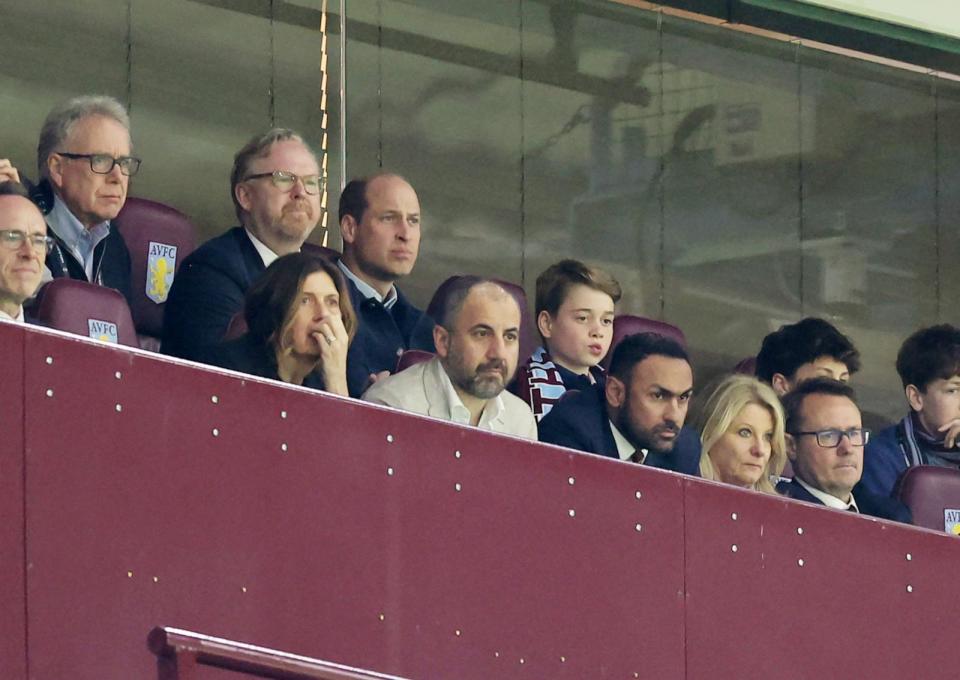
[[57, 152, 142, 176], [792, 428, 870, 448], [243, 170, 324, 195], [0, 229, 56, 252]]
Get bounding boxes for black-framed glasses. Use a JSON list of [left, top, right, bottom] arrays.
[[57, 152, 141, 176], [792, 428, 870, 448], [0, 229, 56, 252], [243, 170, 324, 195]]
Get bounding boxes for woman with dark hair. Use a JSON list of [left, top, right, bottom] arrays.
[[202, 252, 356, 395]]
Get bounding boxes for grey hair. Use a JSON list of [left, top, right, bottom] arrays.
[[230, 128, 317, 222], [36, 95, 131, 179]]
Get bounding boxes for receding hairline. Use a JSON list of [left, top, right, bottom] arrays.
[[0, 194, 46, 222], [453, 282, 520, 324]]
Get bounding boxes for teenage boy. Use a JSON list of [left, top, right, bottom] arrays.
[[861, 324, 960, 498], [755, 317, 860, 396], [515, 259, 621, 421]]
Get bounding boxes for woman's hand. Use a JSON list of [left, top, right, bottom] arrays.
[[313, 313, 350, 396]]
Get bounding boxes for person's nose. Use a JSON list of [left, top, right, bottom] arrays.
[[588, 319, 603, 338], [752, 435, 770, 459]]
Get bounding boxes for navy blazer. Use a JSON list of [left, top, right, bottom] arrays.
[[776, 478, 912, 524], [199, 333, 325, 390], [342, 273, 435, 398], [537, 383, 701, 476], [162, 227, 265, 361]]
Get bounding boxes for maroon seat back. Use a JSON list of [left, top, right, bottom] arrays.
[[223, 312, 249, 342], [114, 197, 197, 345], [895, 465, 960, 533], [734, 356, 757, 375], [34, 278, 138, 347], [427, 275, 534, 362], [396, 349, 435, 373], [601, 315, 687, 370]]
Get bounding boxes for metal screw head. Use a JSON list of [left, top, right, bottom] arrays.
[[386, 434, 394, 443], [906, 553, 912, 561], [241, 586, 247, 593], [378, 613, 385, 621], [731, 545, 738, 553], [126, 571, 133, 578], [906, 585, 913, 593], [387, 467, 394, 476], [560, 656, 566, 663], [211, 395, 219, 404], [635, 490, 642, 500], [115, 403, 122, 412], [280, 410, 288, 419], [568, 509, 576, 518], [568, 476, 575, 485], [454, 450, 462, 459], [45, 356, 53, 365], [45, 388, 53, 397], [731, 512, 738, 521], [114, 370, 122, 379], [798, 558, 805, 567], [797, 527, 804, 535], [635, 523, 643, 532], [281, 443, 288, 452], [455, 483, 462, 492], [152, 576, 159, 583], [212, 428, 219, 437], [455, 629, 461, 637]]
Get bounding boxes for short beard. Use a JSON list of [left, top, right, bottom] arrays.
[[444, 345, 510, 400], [616, 393, 679, 454]]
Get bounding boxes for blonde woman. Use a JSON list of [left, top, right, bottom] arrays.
[[697, 374, 786, 494]]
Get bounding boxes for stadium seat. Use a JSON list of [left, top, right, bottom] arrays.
[[114, 197, 197, 350], [601, 314, 687, 370], [894, 465, 960, 533], [427, 275, 535, 362], [301, 241, 341, 261], [734, 356, 757, 375], [33, 278, 138, 347]]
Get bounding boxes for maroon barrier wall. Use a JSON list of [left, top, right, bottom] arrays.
[[3, 322, 960, 680]]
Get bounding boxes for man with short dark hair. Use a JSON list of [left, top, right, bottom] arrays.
[[337, 173, 434, 397], [860, 325, 960, 498], [362, 277, 536, 439], [0, 183, 51, 323], [778, 377, 910, 522], [755, 317, 860, 396], [35, 95, 137, 303], [162, 128, 322, 360], [538, 332, 701, 474]]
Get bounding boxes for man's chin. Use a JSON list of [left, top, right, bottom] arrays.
[[468, 376, 504, 399]]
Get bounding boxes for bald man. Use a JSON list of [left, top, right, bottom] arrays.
[[0, 183, 50, 323], [363, 276, 537, 439]]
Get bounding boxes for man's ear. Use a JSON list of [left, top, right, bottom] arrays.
[[433, 325, 449, 358], [785, 433, 797, 462], [606, 375, 625, 409], [771, 373, 791, 397], [235, 182, 253, 214], [340, 215, 358, 246], [47, 154, 64, 190], [905, 384, 924, 413], [536, 310, 553, 340]]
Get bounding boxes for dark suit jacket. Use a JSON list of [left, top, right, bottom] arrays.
[[776, 478, 912, 524], [537, 383, 701, 476], [199, 333, 325, 390], [343, 273, 435, 398], [45, 221, 133, 305], [162, 227, 265, 361]]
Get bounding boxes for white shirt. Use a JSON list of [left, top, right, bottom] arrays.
[[795, 477, 860, 512], [337, 260, 398, 310], [610, 420, 647, 463], [362, 357, 538, 440], [0, 306, 25, 323], [244, 229, 282, 268], [47, 196, 110, 281]]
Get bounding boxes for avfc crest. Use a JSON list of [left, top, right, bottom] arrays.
[[147, 241, 177, 304], [88, 318, 119, 344], [945, 509, 960, 535]]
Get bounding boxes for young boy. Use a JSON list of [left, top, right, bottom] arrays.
[[515, 259, 621, 421], [860, 324, 960, 498]]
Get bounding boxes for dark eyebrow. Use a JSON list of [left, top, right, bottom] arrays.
[[651, 384, 693, 398]]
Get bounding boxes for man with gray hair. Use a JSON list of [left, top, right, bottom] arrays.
[[35, 95, 137, 303], [162, 128, 323, 360], [363, 276, 537, 439]]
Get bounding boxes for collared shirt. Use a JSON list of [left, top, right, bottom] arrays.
[[337, 260, 398, 310], [437, 358, 506, 429], [796, 477, 860, 512], [610, 420, 648, 464], [47, 196, 111, 281], [244, 229, 283, 268], [0, 306, 25, 323]]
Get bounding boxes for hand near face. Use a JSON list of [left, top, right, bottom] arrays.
[[0, 159, 21, 184], [313, 312, 350, 396], [938, 419, 960, 449]]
